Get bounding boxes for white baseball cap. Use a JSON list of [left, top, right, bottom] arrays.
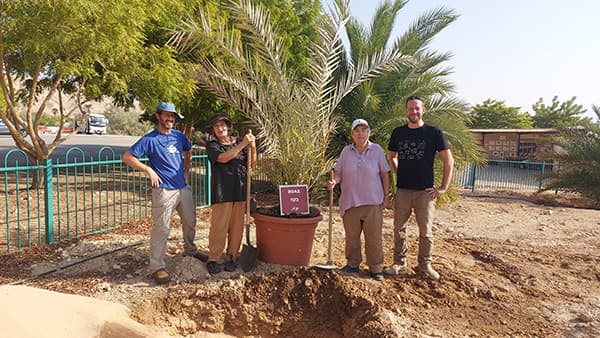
[[351, 118, 369, 130]]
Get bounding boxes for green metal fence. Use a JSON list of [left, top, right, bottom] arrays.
[[1, 147, 210, 253], [455, 159, 555, 192], [0, 153, 557, 253]]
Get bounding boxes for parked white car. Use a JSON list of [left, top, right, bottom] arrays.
[[0, 120, 27, 137], [75, 113, 108, 135]]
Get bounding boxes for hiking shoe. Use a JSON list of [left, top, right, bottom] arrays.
[[370, 272, 384, 281], [223, 260, 237, 272], [206, 261, 222, 274], [383, 259, 407, 275], [416, 263, 440, 281], [152, 269, 170, 285], [186, 251, 208, 263], [340, 265, 360, 274]]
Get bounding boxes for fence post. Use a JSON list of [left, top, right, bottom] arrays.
[[538, 160, 546, 191], [44, 159, 54, 244], [470, 163, 477, 192]]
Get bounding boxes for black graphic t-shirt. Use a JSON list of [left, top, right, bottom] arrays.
[[387, 124, 448, 190]]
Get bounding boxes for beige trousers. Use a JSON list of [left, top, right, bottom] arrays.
[[208, 201, 245, 262]]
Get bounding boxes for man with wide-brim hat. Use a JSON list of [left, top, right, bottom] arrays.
[[122, 102, 206, 285]]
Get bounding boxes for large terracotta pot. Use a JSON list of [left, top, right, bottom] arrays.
[[252, 211, 322, 266]]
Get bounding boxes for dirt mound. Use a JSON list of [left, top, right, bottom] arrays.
[[132, 268, 405, 337]]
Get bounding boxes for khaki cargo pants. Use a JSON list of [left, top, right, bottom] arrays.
[[148, 186, 197, 273]]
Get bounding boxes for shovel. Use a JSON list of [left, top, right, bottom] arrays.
[[316, 170, 337, 270], [240, 130, 257, 272]]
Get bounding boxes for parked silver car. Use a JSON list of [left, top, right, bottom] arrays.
[[0, 120, 28, 137]]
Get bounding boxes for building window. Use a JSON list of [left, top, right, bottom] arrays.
[[519, 142, 536, 159]]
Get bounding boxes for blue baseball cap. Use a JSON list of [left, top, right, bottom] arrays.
[[155, 102, 184, 120]]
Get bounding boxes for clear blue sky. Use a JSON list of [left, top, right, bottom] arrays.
[[346, 0, 599, 120]]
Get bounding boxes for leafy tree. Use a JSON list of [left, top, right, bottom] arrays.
[[469, 99, 533, 129], [545, 125, 600, 204], [0, 0, 194, 167], [531, 96, 591, 128], [332, 0, 484, 201], [142, 0, 322, 136], [170, 0, 410, 189], [255, 0, 321, 77]]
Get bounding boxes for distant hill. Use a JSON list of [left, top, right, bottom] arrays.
[[21, 88, 144, 118]]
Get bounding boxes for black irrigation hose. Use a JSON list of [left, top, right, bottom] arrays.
[[7, 234, 211, 286], [6, 240, 147, 286]]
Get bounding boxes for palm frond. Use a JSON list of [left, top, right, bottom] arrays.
[[545, 126, 600, 201], [367, 0, 408, 54], [226, 0, 288, 85], [392, 7, 458, 55]]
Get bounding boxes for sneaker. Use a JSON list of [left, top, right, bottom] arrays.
[[223, 260, 237, 272], [383, 259, 407, 275], [186, 251, 208, 263], [206, 261, 222, 274], [416, 263, 440, 281], [152, 268, 170, 285], [340, 265, 360, 274], [370, 272, 384, 281]]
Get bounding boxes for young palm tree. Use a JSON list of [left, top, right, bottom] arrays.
[[333, 0, 484, 188], [170, 0, 411, 190], [545, 125, 600, 204]]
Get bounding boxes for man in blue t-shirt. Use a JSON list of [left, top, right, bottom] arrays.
[[122, 102, 205, 285], [384, 95, 454, 281]]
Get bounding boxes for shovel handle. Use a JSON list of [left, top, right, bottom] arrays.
[[246, 130, 252, 220], [327, 170, 334, 262], [245, 130, 252, 245]]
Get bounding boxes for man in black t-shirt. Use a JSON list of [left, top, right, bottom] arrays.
[[384, 96, 454, 280]]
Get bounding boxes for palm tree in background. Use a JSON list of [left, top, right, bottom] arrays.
[[591, 104, 600, 126], [545, 123, 600, 204], [170, 0, 411, 190], [333, 0, 484, 196]]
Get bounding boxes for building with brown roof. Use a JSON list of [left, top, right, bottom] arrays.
[[470, 128, 559, 161]]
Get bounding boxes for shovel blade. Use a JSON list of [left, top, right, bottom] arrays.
[[240, 222, 257, 272], [240, 243, 257, 272], [315, 261, 337, 270]]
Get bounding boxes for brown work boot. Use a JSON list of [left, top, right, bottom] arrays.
[[383, 258, 407, 276], [416, 263, 440, 281], [152, 268, 170, 285]]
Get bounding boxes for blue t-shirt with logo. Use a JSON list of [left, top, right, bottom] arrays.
[[128, 129, 191, 189]]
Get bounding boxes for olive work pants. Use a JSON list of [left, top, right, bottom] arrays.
[[342, 205, 383, 273], [392, 189, 435, 266]]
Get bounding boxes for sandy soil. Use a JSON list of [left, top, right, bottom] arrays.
[[0, 191, 599, 337]]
